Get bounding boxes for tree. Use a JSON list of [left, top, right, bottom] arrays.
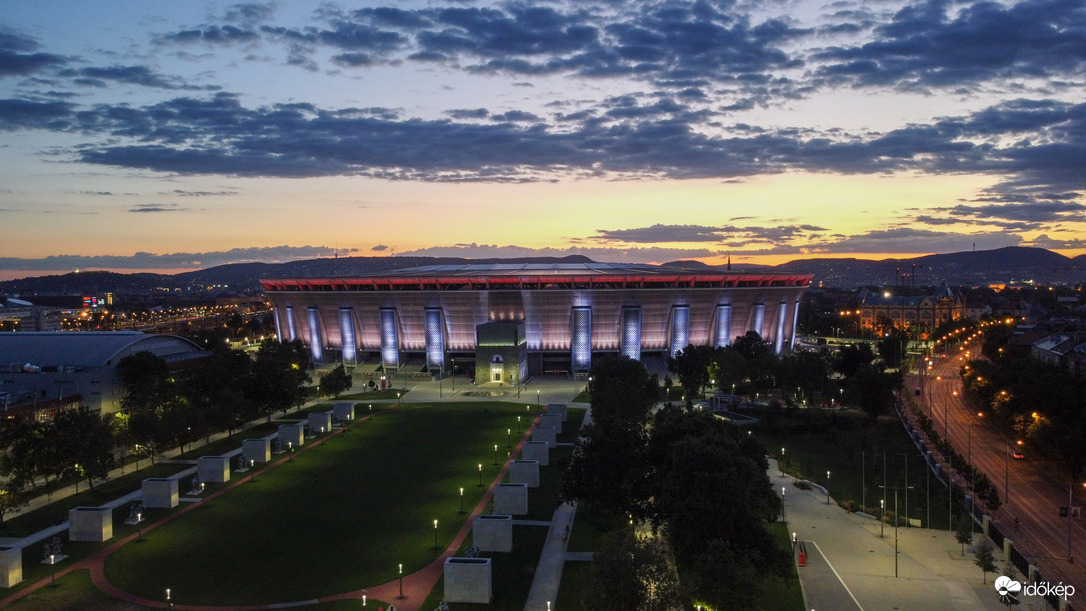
[[561, 419, 651, 521], [877, 326, 910, 369], [248, 339, 311, 421], [117, 351, 171, 412], [53, 407, 114, 492], [667, 344, 719, 403], [955, 515, 973, 556], [586, 528, 680, 611], [708, 348, 746, 395], [184, 343, 254, 438], [834, 343, 876, 378], [588, 356, 659, 426], [319, 364, 353, 399], [0, 478, 29, 527], [975, 538, 997, 584], [844, 363, 903, 420]]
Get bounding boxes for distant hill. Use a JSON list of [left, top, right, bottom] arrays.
[[1, 247, 1082, 297]]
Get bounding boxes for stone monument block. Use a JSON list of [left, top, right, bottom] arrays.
[[333, 402, 354, 423], [532, 425, 557, 448], [547, 403, 568, 422], [522, 441, 549, 466], [242, 438, 271, 464], [0, 546, 20, 588], [198, 455, 231, 483], [473, 514, 513, 552], [509, 460, 540, 488], [278, 423, 305, 448], [539, 413, 562, 435], [308, 411, 333, 435], [68, 506, 112, 542], [142, 478, 178, 509], [443, 557, 492, 604], [494, 483, 528, 515]]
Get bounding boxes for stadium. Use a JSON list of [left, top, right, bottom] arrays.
[[260, 263, 813, 382]]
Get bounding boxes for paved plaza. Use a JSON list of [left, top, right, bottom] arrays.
[[776, 458, 1055, 611]]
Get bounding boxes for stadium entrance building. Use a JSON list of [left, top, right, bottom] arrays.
[[260, 263, 813, 380]]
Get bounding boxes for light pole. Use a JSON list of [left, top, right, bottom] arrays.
[[780, 447, 785, 476], [166, 587, 172, 610], [250, 459, 255, 482], [517, 415, 522, 433], [477, 463, 483, 487], [49, 554, 55, 586], [398, 564, 403, 598], [826, 471, 831, 504], [880, 499, 885, 538], [433, 519, 439, 549], [459, 487, 464, 513], [781, 487, 786, 522], [494, 444, 499, 466], [536, 389, 540, 405], [507, 428, 511, 448]]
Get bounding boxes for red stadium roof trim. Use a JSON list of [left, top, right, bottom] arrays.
[[261, 272, 813, 292]]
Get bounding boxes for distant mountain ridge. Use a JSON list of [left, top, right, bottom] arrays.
[[1, 248, 1083, 296]]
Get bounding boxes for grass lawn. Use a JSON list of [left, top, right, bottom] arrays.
[[102, 402, 554, 606], [758, 522, 805, 611], [756, 407, 952, 529], [554, 559, 592, 611]]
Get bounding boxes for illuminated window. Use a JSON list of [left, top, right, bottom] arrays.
[[751, 303, 765, 337], [424, 307, 446, 371], [774, 300, 786, 355], [307, 307, 323, 363], [380, 308, 400, 368], [669, 305, 690, 357], [339, 308, 357, 364], [714, 304, 732, 347], [621, 307, 641, 361], [284, 306, 297, 341], [571, 307, 592, 372]]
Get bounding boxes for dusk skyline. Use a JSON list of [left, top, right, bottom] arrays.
[[2, 0, 1085, 280]]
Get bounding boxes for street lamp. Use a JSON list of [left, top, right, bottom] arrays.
[[826, 471, 831, 504], [536, 389, 540, 405], [780, 447, 785, 476], [250, 459, 255, 483], [494, 444, 499, 465], [507, 428, 511, 448], [433, 519, 439, 549], [880, 499, 886, 538], [517, 415, 522, 433], [398, 564, 403, 598], [478, 463, 483, 486], [459, 487, 465, 513], [166, 588, 172, 610]]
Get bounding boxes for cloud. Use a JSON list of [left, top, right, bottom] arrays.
[[1023, 234, 1086, 250], [591, 223, 829, 245], [814, 0, 1086, 91], [129, 203, 188, 213], [0, 245, 356, 271], [397, 243, 722, 263], [0, 98, 75, 130], [371, 244, 390, 251], [0, 29, 67, 76], [739, 227, 1022, 256], [157, 25, 260, 46], [58, 65, 209, 90]]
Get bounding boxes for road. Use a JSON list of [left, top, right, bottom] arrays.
[[912, 345, 1086, 601]]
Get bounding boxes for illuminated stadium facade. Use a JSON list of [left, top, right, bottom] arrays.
[[260, 263, 813, 380]]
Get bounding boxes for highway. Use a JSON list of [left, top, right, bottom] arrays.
[[911, 345, 1086, 601]]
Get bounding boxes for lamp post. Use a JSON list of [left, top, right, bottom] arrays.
[[880, 499, 885, 538], [536, 389, 540, 405], [477, 463, 483, 487], [459, 487, 464, 513], [781, 487, 786, 522], [250, 459, 255, 483], [826, 471, 831, 504], [517, 415, 522, 433], [507, 428, 511, 448], [49, 554, 55, 586], [433, 519, 439, 549], [398, 564, 403, 598], [166, 588, 172, 610], [494, 444, 499, 466], [780, 447, 785, 476]]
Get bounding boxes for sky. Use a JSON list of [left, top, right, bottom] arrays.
[[1, 0, 1085, 280]]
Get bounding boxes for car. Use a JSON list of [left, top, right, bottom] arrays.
[[1011, 450, 1025, 460]]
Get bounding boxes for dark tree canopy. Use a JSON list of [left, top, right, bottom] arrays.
[[587, 527, 680, 611], [666, 344, 721, 403], [319, 364, 353, 399], [588, 356, 659, 426]]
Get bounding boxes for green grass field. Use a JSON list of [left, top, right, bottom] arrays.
[[104, 403, 547, 605]]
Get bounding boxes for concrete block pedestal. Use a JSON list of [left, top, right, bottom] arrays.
[[142, 478, 178, 509], [546, 403, 569, 422], [494, 483, 529, 515], [522, 441, 550, 466], [198, 455, 231, 483], [473, 514, 513, 552], [242, 438, 271, 464], [509, 460, 540, 488], [278, 423, 305, 449], [539, 413, 563, 435], [0, 546, 21, 588], [68, 506, 112, 542], [333, 402, 354, 423], [443, 557, 492, 603], [532, 425, 557, 448], [308, 411, 333, 435]]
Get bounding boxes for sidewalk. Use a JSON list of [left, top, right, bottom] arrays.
[[777, 459, 1050, 610]]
